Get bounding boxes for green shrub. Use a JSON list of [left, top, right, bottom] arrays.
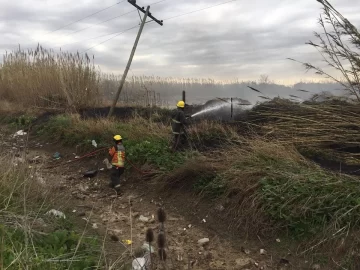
[[193, 174, 226, 199], [125, 139, 194, 171], [2, 226, 100, 269]]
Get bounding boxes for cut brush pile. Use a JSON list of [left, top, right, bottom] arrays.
[[246, 98, 360, 171]]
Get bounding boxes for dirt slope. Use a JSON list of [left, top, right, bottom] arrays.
[[2, 129, 321, 270]]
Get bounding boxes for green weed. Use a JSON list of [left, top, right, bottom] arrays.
[[125, 139, 194, 171], [2, 226, 100, 269], [193, 174, 226, 199]]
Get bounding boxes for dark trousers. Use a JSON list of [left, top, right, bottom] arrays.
[[110, 166, 125, 188], [172, 133, 187, 151]]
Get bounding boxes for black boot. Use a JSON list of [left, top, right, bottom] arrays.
[[114, 184, 121, 195]]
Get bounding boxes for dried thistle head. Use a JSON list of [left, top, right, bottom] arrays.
[[157, 208, 166, 223]]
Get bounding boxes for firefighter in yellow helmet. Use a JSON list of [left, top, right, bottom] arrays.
[[108, 135, 125, 193], [171, 101, 188, 151]]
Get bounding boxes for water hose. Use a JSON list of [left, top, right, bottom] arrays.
[[45, 147, 155, 175], [45, 147, 108, 169]]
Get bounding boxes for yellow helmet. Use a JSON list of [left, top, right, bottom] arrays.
[[177, 100, 185, 108], [113, 135, 122, 141]]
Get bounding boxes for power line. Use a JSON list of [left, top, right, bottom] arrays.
[[59, 25, 137, 48], [46, 0, 126, 35], [58, 0, 167, 47], [65, 0, 166, 52], [163, 0, 240, 21], [61, 10, 135, 39], [83, 0, 240, 52], [83, 25, 139, 53]]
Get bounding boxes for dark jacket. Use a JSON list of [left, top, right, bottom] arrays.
[[171, 108, 186, 134]]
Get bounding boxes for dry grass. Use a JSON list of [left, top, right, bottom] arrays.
[[162, 137, 360, 266], [246, 98, 360, 167], [38, 113, 170, 147], [0, 45, 101, 110]]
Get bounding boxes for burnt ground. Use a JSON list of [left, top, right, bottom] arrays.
[[0, 127, 329, 270]]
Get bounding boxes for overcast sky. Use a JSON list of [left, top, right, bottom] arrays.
[[1, 0, 359, 84]]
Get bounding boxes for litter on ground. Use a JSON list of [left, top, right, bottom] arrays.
[[46, 209, 66, 219]]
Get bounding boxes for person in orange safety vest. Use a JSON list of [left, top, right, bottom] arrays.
[[109, 135, 125, 193]]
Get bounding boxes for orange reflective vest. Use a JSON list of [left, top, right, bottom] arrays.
[[109, 144, 125, 168]]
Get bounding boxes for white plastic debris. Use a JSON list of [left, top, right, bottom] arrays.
[[142, 242, 155, 253], [202, 219, 206, 223], [198, 238, 210, 246], [91, 140, 97, 148], [13, 130, 27, 137], [132, 258, 146, 270], [103, 159, 112, 169], [92, 223, 98, 229], [139, 215, 149, 222], [260, 249, 267, 255], [46, 209, 66, 219]]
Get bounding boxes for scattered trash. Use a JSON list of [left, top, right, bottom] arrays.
[[72, 209, 77, 213], [276, 238, 281, 243], [122, 239, 133, 245], [202, 219, 206, 223], [99, 168, 105, 171], [78, 183, 89, 193], [83, 170, 98, 178], [92, 223, 98, 229], [29, 156, 41, 163], [75, 156, 80, 159], [53, 152, 61, 160], [139, 215, 149, 222], [188, 224, 192, 228], [13, 130, 27, 137], [142, 242, 155, 253], [241, 246, 251, 255], [198, 238, 210, 246], [132, 257, 146, 270], [91, 140, 97, 148], [46, 209, 66, 219], [260, 249, 267, 255]]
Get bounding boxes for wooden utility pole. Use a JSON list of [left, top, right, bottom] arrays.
[[108, 0, 163, 118]]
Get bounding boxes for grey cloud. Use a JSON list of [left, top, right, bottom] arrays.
[[1, 0, 359, 85]]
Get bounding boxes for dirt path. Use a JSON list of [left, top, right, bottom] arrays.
[[4, 130, 315, 270]]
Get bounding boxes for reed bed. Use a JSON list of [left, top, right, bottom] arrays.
[[0, 45, 102, 109]]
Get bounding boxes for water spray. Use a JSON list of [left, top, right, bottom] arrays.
[[190, 103, 229, 118]]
